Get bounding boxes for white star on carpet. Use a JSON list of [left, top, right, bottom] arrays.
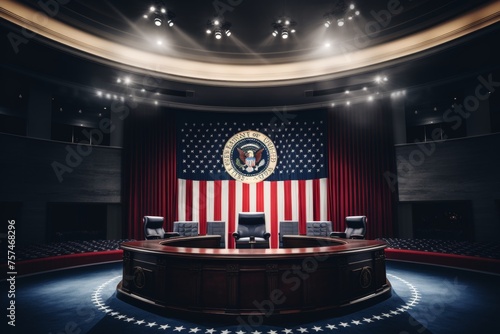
[[251, 330, 262, 334], [267, 330, 277, 334], [206, 329, 216, 334], [282, 329, 293, 334], [297, 327, 308, 333], [146, 322, 158, 328], [236, 330, 246, 334], [325, 324, 337, 330], [175, 326, 186, 332], [338, 323, 349, 328], [160, 324, 171, 330], [372, 315, 383, 320], [125, 317, 135, 322], [190, 328, 202, 333], [135, 320, 145, 325], [351, 320, 362, 326], [312, 326, 323, 332], [363, 318, 373, 323], [221, 330, 231, 334]]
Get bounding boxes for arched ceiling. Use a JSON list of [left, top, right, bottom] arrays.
[[0, 0, 499, 114]]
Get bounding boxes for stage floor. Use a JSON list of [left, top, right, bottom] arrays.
[[2, 260, 499, 334]]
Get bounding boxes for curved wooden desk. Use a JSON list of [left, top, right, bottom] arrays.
[[117, 235, 391, 318]]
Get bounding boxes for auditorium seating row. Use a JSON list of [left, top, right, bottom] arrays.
[[143, 214, 367, 249]]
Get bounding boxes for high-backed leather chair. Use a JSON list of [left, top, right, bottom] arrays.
[[232, 212, 270, 249], [306, 221, 332, 237], [330, 216, 366, 239], [206, 221, 226, 248], [173, 221, 199, 237], [279, 220, 299, 248], [143, 216, 180, 240]]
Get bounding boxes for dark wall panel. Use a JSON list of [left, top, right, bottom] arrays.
[[395, 133, 500, 241], [0, 133, 121, 203], [396, 133, 500, 201]]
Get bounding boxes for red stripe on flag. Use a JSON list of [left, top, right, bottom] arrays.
[[313, 179, 321, 221], [298, 180, 307, 234], [284, 180, 292, 220], [185, 179, 193, 221], [198, 181, 207, 234], [214, 180, 222, 221]]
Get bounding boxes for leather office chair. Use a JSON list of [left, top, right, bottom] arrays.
[[143, 216, 180, 240], [173, 221, 199, 237], [330, 216, 366, 239], [206, 221, 226, 248], [306, 221, 333, 236], [279, 220, 299, 248], [232, 212, 270, 249]]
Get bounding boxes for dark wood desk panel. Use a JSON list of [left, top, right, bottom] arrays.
[[117, 235, 391, 317]]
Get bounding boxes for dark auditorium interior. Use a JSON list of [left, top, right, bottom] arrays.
[[1, 0, 500, 333]]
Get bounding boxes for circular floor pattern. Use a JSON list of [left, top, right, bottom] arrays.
[[91, 274, 420, 332]]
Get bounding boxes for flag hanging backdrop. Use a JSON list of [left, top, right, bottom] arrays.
[[125, 106, 395, 243], [176, 111, 329, 248]]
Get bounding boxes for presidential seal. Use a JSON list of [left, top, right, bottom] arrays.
[[223, 130, 277, 184]]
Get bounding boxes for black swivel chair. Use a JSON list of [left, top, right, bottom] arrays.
[[173, 221, 199, 237], [279, 220, 299, 248], [232, 212, 270, 249], [206, 221, 226, 248], [306, 221, 333, 236], [143, 216, 180, 240], [330, 216, 367, 239]]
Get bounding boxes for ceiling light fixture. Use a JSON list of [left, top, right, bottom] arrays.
[[144, 1, 175, 28], [206, 18, 232, 39], [324, 1, 360, 29], [272, 17, 297, 39]]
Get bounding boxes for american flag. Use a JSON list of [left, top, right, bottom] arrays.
[[177, 111, 328, 248]]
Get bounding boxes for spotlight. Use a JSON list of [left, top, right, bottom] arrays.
[[323, 3, 360, 29], [145, 2, 175, 28], [207, 19, 231, 39], [272, 17, 297, 40]]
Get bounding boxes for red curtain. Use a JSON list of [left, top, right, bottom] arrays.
[[327, 102, 396, 239], [124, 108, 177, 239]]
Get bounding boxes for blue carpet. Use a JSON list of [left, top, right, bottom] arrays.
[[2, 261, 499, 333]]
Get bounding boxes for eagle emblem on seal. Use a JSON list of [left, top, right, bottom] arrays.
[[236, 145, 265, 172]]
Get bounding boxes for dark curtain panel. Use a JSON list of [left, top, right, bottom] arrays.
[[124, 108, 177, 240], [327, 102, 396, 238]]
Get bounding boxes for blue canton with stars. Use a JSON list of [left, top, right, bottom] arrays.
[[177, 111, 328, 181]]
